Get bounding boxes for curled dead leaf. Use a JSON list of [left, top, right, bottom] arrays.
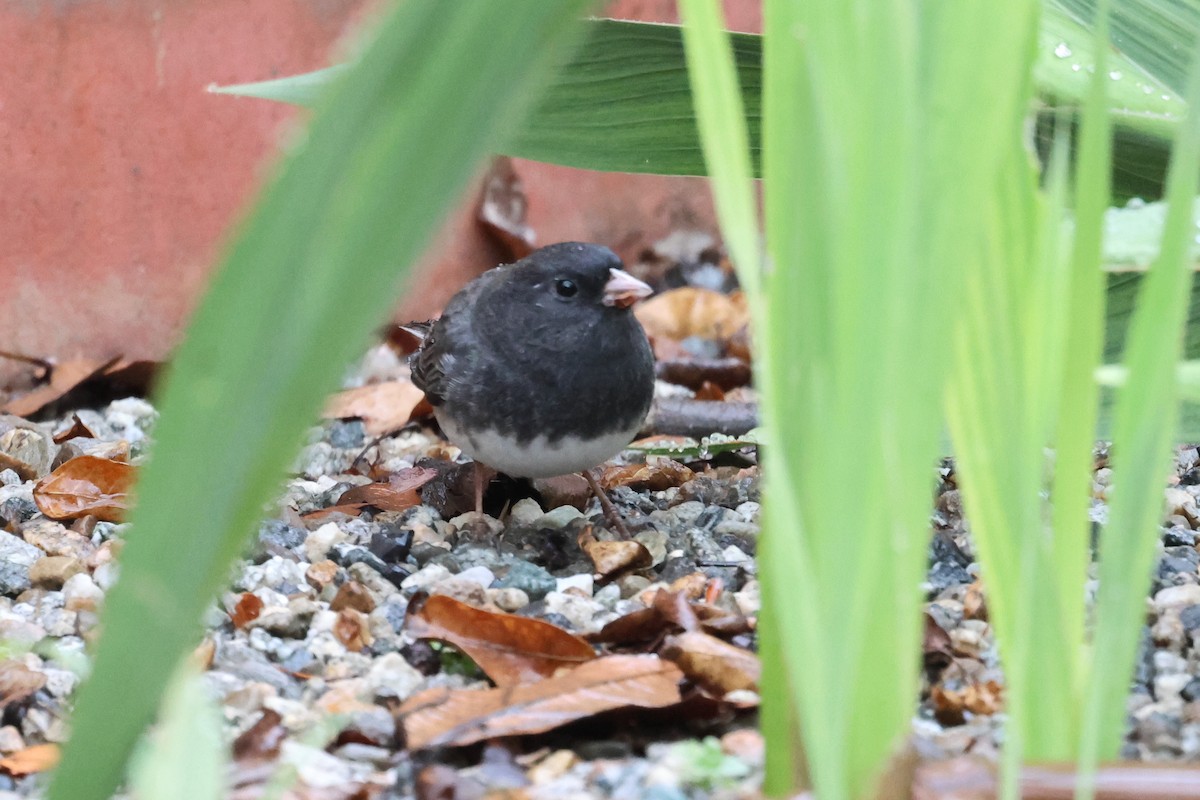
[[52, 414, 98, 445], [333, 608, 372, 652], [397, 654, 684, 749], [634, 287, 748, 343], [661, 630, 760, 697], [0, 662, 47, 709], [323, 380, 427, 436], [33, 455, 136, 522], [0, 743, 60, 776], [336, 466, 438, 511], [577, 527, 652, 580], [404, 593, 594, 686], [600, 460, 694, 492]]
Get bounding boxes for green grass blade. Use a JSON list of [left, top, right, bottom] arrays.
[[1078, 41, 1200, 796], [47, 4, 591, 799], [126, 665, 226, 800]]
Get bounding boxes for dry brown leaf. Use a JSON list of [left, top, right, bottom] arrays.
[[323, 380, 426, 436], [231, 592, 264, 629], [398, 654, 684, 749], [405, 593, 594, 686], [330, 581, 375, 614], [1, 357, 120, 417], [0, 662, 47, 708], [51, 414, 97, 445], [661, 630, 760, 696], [334, 609, 372, 652], [577, 527, 652, 580], [0, 743, 60, 776], [232, 709, 286, 762], [300, 503, 366, 522], [336, 466, 438, 511], [634, 287, 748, 343], [600, 460, 694, 492], [33, 455, 136, 522]]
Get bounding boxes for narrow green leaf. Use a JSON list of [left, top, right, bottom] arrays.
[[126, 665, 226, 800], [1081, 38, 1200, 790], [47, 4, 592, 800]]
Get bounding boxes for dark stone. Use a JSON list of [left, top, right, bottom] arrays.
[[250, 519, 306, 562], [369, 524, 414, 563], [1164, 527, 1198, 547], [930, 531, 971, 567], [0, 497, 37, 526], [660, 556, 699, 584], [328, 419, 366, 449], [332, 544, 389, 575], [677, 477, 742, 508], [694, 506, 727, 531], [1182, 677, 1200, 702], [1164, 545, 1200, 568], [1132, 627, 1156, 687], [1180, 604, 1200, 632], [400, 640, 441, 676], [927, 561, 972, 594], [378, 563, 412, 589], [1182, 467, 1200, 486], [411, 543, 454, 568]]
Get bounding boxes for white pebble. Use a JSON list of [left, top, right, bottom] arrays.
[[61, 573, 104, 612], [556, 574, 594, 596], [400, 564, 452, 592], [305, 522, 347, 563], [456, 566, 496, 588], [509, 498, 544, 526]]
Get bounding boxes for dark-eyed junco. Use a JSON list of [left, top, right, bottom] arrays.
[[408, 242, 655, 529]]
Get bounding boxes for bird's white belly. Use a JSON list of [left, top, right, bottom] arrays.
[[438, 414, 639, 478]]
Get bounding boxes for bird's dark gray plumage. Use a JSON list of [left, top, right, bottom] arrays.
[[409, 242, 655, 479]]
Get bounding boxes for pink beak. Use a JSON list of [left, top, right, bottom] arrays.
[[602, 268, 652, 309]]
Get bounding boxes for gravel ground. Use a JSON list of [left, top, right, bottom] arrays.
[[0, 349, 1197, 798]]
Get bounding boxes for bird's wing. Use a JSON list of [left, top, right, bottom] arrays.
[[408, 268, 499, 406], [409, 319, 451, 406]]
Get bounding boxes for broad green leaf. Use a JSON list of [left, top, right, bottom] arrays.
[[216, 10, 1183, 188], [47, 3, 592, 800]]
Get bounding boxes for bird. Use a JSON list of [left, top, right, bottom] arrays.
[[407, 242, 656, 535]]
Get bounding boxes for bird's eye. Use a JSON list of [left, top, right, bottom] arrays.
[[554, 278, 578, 298]]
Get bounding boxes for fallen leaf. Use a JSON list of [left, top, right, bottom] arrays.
[[51, 414, 98, 445], [336, 466, 438, 511], [634, 287, 747, 343], [397, 654, 684, 749], [1, 356, 120, 417], [478, 156, 535, 259], [963, 580, 988, 620], [0, 662, 47, 708], [323, 380, 426, 436], [232, 709, 286, 762], [600, 460, 694, 492], [334, 608, 372, 652], [660, 631, 760, 696], [577, 527, 652, 580], [404, 593, 594, 686], [330, 581, 375, 614], [231, 593, 264, 629], [656, 357, 751, 391], [300, 503, 366, 521], [33, 455, 136, 522], [0, 743, 60, 776]]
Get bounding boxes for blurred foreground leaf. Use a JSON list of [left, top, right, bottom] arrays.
[[48, 3, 591, 799]]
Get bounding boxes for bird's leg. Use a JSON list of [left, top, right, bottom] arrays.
[[474, 461, 485, 516], [583, 469, 632, 539]]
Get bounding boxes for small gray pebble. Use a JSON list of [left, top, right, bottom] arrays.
[[494, 560, 556, 601], [328, 419, 367, 449]]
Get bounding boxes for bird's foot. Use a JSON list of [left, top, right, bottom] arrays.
[[582, 469, 632, 539]]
